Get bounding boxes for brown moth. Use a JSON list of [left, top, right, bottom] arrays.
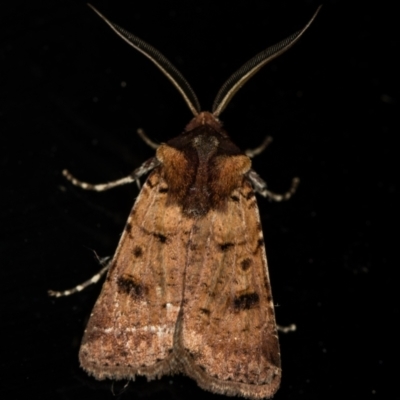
[[49, 4, 320, 399]]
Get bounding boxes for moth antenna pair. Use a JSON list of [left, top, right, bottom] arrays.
[[61, 4, 320, 195], [88, 3, 321, 118]]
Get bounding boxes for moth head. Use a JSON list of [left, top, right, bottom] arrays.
[[88, 4, 321, 121], [184, 111, 223, 133]]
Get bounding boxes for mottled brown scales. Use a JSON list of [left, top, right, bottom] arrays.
[[58, 5, 321, 399], [79, 113, 281, 398], [80, 169, 189, 379]]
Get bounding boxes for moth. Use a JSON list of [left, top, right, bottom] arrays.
[[50, 5, 320, 399]]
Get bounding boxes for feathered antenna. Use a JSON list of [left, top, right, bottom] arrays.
[[88, 4, 201, 116], [88, 4, 321, 118], [212, 6, 322, 117]]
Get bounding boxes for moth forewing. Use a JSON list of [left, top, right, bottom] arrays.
[[176, 179, 281, 399], [78, 112, 281, 399], [52, 4, 320, 399], [79, 168, 187, 379]]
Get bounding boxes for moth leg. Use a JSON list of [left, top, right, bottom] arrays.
[[48, 257, 111, 298], [277, 323, 297, 333], [134, 131, 158, 189], [245, 135, 273, 158], [247, 169, 300, 201], [137, 128, 159, 149], [63, 157, 160, 192]]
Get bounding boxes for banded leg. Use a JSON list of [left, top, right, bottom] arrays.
[[63, 157, 160, 192], [48, 256, 111, 298], [277, 324, 297, 333], [247, 169, 300, 201]]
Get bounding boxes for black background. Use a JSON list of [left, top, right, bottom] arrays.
[[1, 0, 397, 399]]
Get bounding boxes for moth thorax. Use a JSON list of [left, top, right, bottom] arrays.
[[192, 135, 219, 160]]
